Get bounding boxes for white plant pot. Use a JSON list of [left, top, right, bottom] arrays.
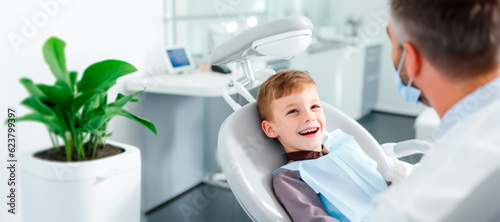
[[20, 140, 141, 222]]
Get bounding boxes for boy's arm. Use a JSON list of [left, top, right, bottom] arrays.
[[273, 169, 340, 222]]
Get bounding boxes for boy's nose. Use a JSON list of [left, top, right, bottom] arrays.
[[304, 111, 316, 122]]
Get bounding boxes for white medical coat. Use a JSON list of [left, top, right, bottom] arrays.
[[368, 99, 500, 221]]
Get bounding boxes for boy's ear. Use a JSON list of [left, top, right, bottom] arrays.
[[262, 120, 278, 138]]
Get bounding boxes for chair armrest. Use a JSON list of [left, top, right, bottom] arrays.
[[380, 140, 433, 183], [392, 139, 433, 157]]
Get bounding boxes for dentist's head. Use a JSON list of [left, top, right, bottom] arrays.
[[387, 0, 500, 117]]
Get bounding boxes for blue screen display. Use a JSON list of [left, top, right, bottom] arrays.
[[167, 48, 191, 68]]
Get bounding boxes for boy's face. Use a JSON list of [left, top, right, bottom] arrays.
[[262, 85, 326, 153]]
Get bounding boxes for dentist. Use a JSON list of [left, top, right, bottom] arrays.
[[369, 0, 500, 221]]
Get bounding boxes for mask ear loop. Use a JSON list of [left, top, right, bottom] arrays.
[[407, 78, 414, 88], [397, 49, 407, 73], [397, 49, 415, 89]]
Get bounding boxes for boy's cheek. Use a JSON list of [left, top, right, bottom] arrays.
[[272, 119, 288, 130]]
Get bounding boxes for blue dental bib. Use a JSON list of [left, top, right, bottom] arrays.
[[275, 129, 388, 222]]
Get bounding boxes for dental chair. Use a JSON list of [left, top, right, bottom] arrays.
[[218, 101, 390, 221], [212, 16, 423, 221]]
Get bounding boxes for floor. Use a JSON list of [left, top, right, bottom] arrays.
[[145, 183, 251, 222], [145, 111, 417, 222], [357, 111, 423, 164]]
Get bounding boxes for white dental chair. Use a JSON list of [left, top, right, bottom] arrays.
[[217, 101, 391, 221], [211, 16, 402, 221]]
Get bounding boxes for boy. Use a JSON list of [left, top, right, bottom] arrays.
[[257, 70, 388, 222]]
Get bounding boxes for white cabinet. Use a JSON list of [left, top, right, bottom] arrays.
[[125, 71, 245, 211]]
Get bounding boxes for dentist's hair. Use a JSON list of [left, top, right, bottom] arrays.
[[257, 69, 316, 121], [390, 0, 500, 80]]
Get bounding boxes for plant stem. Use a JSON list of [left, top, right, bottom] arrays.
[[92, 135, 98, 159], [65, 110, 85, 160], [76, 132, 85, 160], [89, 133, 95, 159], [47, 129, 59, 152], [64, 132, 72, 162], [55, 133, 60, 150]]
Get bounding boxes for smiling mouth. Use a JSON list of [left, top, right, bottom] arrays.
[[298, 127, 319, 136]]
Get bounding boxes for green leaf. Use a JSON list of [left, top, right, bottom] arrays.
[[69, 71, 78, 92], [86, 116, 107, 131], [55, 79, 73, 93], [72, 90, 98, 113], [84, 106, 108, 131], [115, 93, 138, 102], [85, 107, 106, 122], [20, 78, 44, 97], [37, 81, 73, 108], [109, 90, 144, 108], [106, 107, 157, 136], [116, 93, 125, 100], [82, 124, 100, 133], [99, 94, 107, 108], [21, 97, 54, 115], [15, 113, 63, 133], [77, 60, 137, 93], [42, 37, 69, 85], [101, 80, 119, 92], [85, 106, 157, 136]]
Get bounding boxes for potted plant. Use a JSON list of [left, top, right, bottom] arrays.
[[16, 36, 157, 222]]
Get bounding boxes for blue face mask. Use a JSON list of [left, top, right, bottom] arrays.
[[393, 49, 421, 104]]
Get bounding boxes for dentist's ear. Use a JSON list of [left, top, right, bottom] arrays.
[[262, 121, 278, 138], [402, 42, 422, 80]]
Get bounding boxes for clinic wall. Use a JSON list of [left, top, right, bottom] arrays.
[[0, 0, 164, 221], [338, 0, 427, 116]]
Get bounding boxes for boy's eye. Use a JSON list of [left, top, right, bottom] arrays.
[[311, 105, 321, 109], [287, 109, 297, 115]]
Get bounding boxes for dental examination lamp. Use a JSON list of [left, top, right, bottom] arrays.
[[211, 16, 314, 110]]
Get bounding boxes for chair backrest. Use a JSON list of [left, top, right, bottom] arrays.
[[218, 102, 389, 221]]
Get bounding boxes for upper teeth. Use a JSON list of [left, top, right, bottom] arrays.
[[299, 128, 317, 135]]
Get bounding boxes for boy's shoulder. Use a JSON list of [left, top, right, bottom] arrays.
[[274, 166, 300, 178], [273, 162, 301, 182], [272, 166, 304, 189], [273, 157, 320, 184]]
